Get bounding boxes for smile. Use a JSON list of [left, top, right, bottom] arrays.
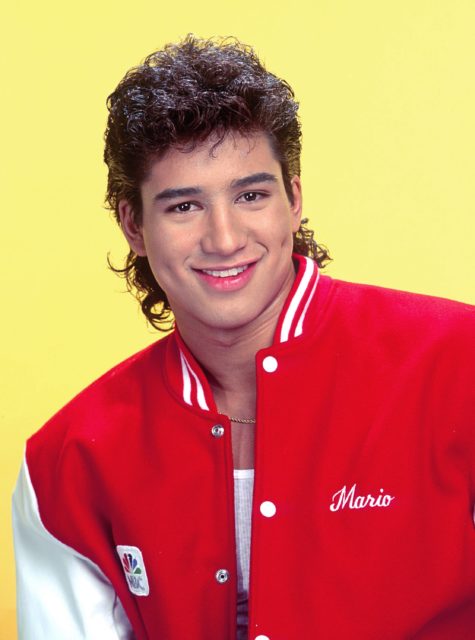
[[195, 261, 257, 292], [201, 265, 249, 278]]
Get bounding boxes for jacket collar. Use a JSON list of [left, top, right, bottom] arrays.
[[274, 255, 320, 343], [175, 335, 214, 412], [166, 254, 321, 413]]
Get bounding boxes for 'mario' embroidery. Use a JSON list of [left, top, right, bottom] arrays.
[[116, 545, 150, 596], [330, 483, 395, 512]]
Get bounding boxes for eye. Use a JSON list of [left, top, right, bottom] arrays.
[[167, 201, 198, 213], [237, 191, 267, 204]]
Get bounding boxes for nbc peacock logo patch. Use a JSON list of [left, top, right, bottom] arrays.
[[116, 545, 150, 596]]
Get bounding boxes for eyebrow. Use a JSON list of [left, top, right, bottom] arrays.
[[153, 172, 278, 201], [154, 186, 201, 201], [230, 172, 278, 189]]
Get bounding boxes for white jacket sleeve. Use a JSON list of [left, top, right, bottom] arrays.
[[12, 456, 135, 640]]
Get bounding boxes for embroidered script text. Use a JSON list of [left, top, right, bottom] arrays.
[[330, 484, 395, 512]]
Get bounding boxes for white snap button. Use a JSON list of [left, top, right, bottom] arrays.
[[255, 635, 270, 640], [211, 424, 224, 438], [215, 569, 230, 584], [262, 356, 278, 372], [260, 501, 277, 517]]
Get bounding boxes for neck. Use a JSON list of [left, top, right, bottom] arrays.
[[175, 279, 294, 417], [174, 257, 298, 419], [178, 313, 276, 416]]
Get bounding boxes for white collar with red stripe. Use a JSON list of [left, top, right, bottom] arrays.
[[171, 254, 320, 413]]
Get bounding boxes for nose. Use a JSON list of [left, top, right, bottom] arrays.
[[200, 204, 247, 256]]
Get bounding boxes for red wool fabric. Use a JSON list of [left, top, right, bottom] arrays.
[[21, 255, 475, 639]]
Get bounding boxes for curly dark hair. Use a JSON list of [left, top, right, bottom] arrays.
[[104, 35, 330, 330]]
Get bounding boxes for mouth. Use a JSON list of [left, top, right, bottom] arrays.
[[200, 264, 250, 278], [193, 260, 257, 291]]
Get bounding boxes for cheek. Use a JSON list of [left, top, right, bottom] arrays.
[[141, 237, 171, 285], [144, 218, 199, 253], [143, 225, 177, 263], [143, 229, 194, 284], [272, 211, 297, 246]]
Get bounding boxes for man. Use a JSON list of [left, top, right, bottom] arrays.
[[13, 36, 475, 639]]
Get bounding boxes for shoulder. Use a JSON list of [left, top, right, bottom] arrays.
[[313, 278, 475, 434], [326, 277, 475, 341], [26, 334, 172, 466], [315, 277, 475, 388]]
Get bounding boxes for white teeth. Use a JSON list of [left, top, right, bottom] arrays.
[[202, 265, 249, 278]]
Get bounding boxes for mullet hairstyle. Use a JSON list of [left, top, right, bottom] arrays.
[[104, 35, 330, 330]]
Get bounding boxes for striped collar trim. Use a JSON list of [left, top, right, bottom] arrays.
[[275, 255, 320, 344], [173, 254, 320, 411], [179, 349, 211, 411], [174, 333, 215, 413]]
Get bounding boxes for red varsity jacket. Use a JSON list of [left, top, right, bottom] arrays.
[[13, 255, 475, 639]]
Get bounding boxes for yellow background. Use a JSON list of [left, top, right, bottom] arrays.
[[1, 0, 474, 636]]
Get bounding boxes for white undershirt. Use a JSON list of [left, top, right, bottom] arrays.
[[233, 469, 255, 640]]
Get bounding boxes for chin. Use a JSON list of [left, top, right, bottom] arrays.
[[199, 307, 260, 331]]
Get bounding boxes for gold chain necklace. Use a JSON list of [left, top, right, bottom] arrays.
[[228, 415, 256, 424]]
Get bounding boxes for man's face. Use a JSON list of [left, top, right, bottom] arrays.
[[119, 131, 302, 335]]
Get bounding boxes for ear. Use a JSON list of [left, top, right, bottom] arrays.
[[289, 176, 303, 233], [118, 200, 147, 257]]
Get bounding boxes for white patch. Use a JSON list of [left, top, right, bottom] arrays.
[[329, 484, 395, 512], [116, 545, 150, 596]]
